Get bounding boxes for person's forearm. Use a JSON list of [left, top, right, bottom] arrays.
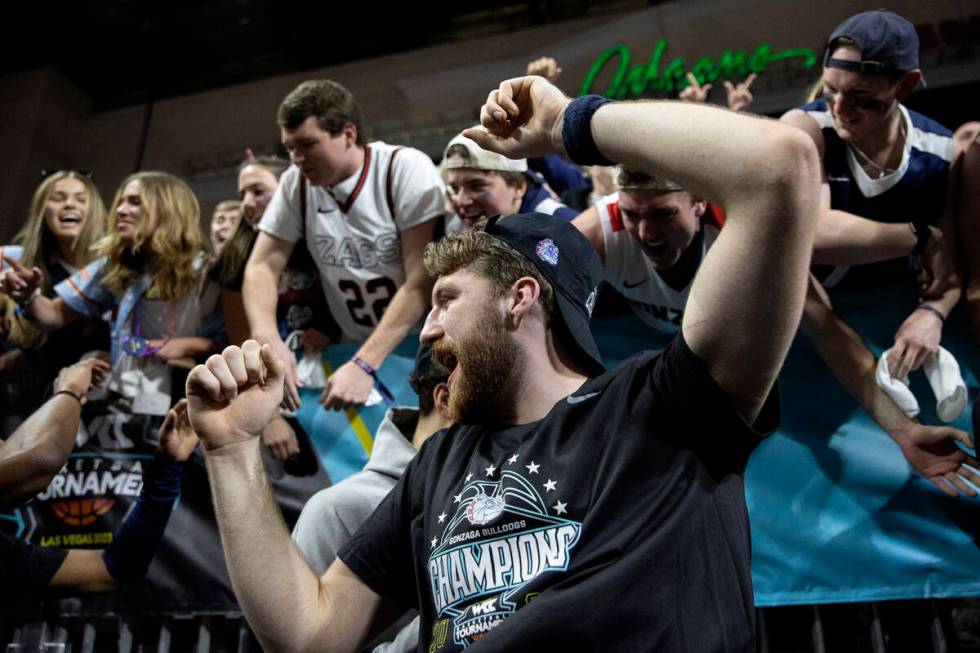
[[921, 282, 960, 319], [204, 439, 328, 651], [0, 393, 80, 505], [23, 295, 70, 332], [353, 274, 432, 368], [242, 262, 282, 341], [590, 100, 815, 216], [812, 210, 917, 265], [102, 455, 183, 584], [804, 302, 916, 439]]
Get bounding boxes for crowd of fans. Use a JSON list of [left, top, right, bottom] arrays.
[[1, 8, 979, 651]]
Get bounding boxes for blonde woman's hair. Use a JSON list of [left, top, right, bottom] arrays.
[[97, 171, 205, 301], [14, 171, 105, 286], [5, 171, 105, 349]]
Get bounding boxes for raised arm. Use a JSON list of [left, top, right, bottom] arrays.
[[242, 231, 300, 408], [187, 342, 392, 652], [320, 218, 438, 410], [0, 357, 110, 507], [466, 76, 820, 420]]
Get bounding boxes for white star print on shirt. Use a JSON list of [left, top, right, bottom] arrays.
[[465, 473, 473, 482], [543, 479, 557, 492], [431, 538, 437, 549], [485, 464, 497, 477], [438, 512, 447, 523], [526, 461, 540, 474], [507, 453, 519, 464], [553, 501, 568, 515]]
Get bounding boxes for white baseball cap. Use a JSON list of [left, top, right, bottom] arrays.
[[443, 129, 528, 174]]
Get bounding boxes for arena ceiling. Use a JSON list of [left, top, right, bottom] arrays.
[[5, 0, 652, 110]]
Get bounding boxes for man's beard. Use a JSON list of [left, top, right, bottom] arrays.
[[433, 305, 521, 424]]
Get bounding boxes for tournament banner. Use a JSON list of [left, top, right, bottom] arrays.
[[590, 285, 980, 606], [2, 391, 330, 616], [745, 286, 980, 606]]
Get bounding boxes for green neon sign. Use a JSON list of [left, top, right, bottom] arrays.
[[580, 40, 817, 98]]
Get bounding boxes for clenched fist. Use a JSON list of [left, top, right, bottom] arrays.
[[186, 341, 284, 451]]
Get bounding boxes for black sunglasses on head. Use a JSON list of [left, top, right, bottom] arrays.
[[40, 169, 96, 182]]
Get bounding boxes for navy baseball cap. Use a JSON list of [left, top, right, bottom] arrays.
[[824, 10, 924, 84], [484, 213, 605, 376]]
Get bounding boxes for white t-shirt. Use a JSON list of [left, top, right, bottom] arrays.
[[259, 142, 445, 341], [597, 193, 721, 334]]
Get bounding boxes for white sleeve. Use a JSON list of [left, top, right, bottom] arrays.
[[388, 147, 446, 231], [596, 193, 629, 284], [258, 165, 305, 244]]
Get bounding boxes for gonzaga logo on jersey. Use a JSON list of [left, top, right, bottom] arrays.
[[427, 458, 582, 647]]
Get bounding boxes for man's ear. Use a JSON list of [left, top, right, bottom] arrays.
[[508, 276, 542, 328], [692, 198, 708, 219], [895, 70, 922, 102], [517, 177, 528, 200], [433, 382, 451, 419], [343, 122, 358, 147]]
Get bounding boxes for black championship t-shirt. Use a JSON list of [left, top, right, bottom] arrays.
[[339, 335, 779, 652]]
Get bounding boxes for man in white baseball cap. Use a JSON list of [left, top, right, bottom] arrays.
[[443, 129, 577, 228]]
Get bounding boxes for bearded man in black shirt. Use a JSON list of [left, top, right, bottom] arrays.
[[187, 76, 820, 652]]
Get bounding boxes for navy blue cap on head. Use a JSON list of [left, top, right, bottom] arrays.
[[484, 212, 605, 376], [824, 9, 924, 84]]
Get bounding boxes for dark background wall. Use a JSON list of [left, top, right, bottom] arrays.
[[1, 0, 976, 243]]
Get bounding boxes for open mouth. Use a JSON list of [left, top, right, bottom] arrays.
[[432, 345, 460, 389], [59, 213, 81, 225], [644, 239, 669, 256]]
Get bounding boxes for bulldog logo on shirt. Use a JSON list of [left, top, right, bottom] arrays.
[[427, 453, 581, 648], [465, 491, 506, 526]]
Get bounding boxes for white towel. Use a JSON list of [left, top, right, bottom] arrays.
[[876, 350, 919, 418], [923, 347, 967, 422], [285, 331, 327, 389], [875, 346, 968, 423]]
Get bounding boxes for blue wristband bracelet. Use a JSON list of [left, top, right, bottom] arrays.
[[351, 356, 395, 405], [562, 95, 614, 166]]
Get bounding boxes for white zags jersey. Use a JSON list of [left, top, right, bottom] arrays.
[[598, 193, 721, 333], [260, 142, 445, 341]]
